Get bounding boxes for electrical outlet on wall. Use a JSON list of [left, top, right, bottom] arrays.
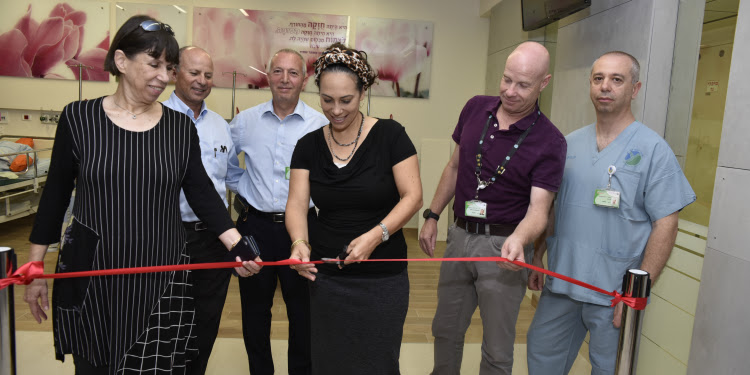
[[0, 110, 8, 124], [40, 111, 61, 124]]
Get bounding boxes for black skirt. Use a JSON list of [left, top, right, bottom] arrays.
[[309, 269, 409, 375]]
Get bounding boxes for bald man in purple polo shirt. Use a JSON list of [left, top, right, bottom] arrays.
[[419, 42, 566, 374]]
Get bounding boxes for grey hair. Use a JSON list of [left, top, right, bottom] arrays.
[[266, 48, 306, 77], [591, 51, 640, 84]]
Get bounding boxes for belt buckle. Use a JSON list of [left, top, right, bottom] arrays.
[[466, 221, 478, 235], [272, 213, 285, 223], [194, 222, 207, 231]]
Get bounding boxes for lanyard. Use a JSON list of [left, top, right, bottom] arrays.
[[474, 110, 541, 199]]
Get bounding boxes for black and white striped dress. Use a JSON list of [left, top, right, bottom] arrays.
[[30, 97, 234, 373]]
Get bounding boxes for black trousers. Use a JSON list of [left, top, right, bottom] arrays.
[[236, 207, 314, 375], [183, 224, 232, 375]]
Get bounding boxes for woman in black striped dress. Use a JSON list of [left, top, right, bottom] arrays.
[[23, 15, 261, 374]]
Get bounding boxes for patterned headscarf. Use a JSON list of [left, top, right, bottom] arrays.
[[313, 45, 377, 90]]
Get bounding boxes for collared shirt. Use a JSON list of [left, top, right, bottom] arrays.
[[452, 95, 566, 225], [546, 121, 696, 305], [163, 91, 239, 222], [226, 99, 328, 212]]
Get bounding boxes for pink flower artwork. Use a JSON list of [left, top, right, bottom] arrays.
[[193, 7, 348, 90], [194, 8, 271, 89], [356, 18, 433, 99], [115, 3, 189, 55], [0, 3, 110, 81]]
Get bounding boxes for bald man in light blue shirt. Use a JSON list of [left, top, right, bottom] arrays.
[[227, 49, 327, 375], [163, 46, 242, 375]]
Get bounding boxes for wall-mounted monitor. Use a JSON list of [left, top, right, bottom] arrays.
[[522, 0, 592, 31]]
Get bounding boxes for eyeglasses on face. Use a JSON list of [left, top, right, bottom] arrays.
[[139, 20, 174, 36]]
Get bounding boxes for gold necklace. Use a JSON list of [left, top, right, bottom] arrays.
[[114, 100, 153, 119]]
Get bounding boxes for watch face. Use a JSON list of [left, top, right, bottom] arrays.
[[423, 209, 431, 218]]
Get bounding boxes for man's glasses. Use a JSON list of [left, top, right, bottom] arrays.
[[139, 20, 174, 36]]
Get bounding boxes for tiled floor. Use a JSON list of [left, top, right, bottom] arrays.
[[3, 215, 592, 374]]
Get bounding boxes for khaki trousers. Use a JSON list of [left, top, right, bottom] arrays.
[[431, 223, 532, 375]]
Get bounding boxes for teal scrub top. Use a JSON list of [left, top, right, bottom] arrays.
[[546, 121, 696, 305]]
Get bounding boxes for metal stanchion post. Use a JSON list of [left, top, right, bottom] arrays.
[[0, 247, 17, 375], [615, 269, 651, 375]]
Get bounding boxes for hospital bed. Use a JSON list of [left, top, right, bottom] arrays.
[[0, 135, 54, 224]]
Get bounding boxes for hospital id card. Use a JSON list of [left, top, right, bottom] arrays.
[[465, 200, 487, 219], [594, 189, 620, 208]]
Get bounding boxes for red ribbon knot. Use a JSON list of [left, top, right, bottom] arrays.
[[610, 291, 648, 310], [0, 261, 44, 289]]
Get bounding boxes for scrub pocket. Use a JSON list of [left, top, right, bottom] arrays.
[[611, 169, 648, 222]]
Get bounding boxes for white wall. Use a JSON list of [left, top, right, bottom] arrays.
[[480, 0, 503, 17], [0, 0, 490, 229], [549, 0, 678, 137]]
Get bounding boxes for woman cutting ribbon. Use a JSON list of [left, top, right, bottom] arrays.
[[285, 43, 423, 374]]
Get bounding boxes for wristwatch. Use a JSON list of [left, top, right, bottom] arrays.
[[423, 208, 440, 222], [378, 222, 390, 242]]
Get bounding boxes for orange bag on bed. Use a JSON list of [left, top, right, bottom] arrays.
[[10, 138, 35, 172]]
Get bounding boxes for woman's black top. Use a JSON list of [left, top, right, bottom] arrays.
[[291, 119, 417, 276]]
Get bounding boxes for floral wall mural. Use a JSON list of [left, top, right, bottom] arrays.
[[356, 17, 433, 99], [115, 3, 189, 49], [193, 7, 349, 90], [0, 1, 110, 81]]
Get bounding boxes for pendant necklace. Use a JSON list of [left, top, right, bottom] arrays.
[[114, 100, 153, 119]]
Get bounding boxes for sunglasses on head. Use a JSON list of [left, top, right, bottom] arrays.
[[139, 20, 174, 36]]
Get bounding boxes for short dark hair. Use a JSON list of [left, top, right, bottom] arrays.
[[103, 15, 179, 76], [592, 51, 640, 84]]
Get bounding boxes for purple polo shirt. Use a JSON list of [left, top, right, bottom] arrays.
[[452, 95, 566, 225]]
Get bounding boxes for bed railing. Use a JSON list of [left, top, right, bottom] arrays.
[[0, 136, 55, 222]]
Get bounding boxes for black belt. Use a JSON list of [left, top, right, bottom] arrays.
[[234, 195, 285, 223], [455, 217, 516, 237], [183, 221, 208, 232]]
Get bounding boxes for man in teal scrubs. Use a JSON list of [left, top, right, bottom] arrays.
[[526, 51, 696, 375]]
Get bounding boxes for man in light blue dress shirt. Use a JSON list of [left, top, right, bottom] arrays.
[[526, 52, 696, 375], [226, 49, 327, 375], [163, 46, 241, 375]]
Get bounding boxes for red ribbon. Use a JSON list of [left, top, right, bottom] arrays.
[[1, 256, 647, 310], [0, 261, 45, 290]]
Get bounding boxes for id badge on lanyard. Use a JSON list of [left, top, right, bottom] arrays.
[[465, 200, 487, 219], [594, 165, 620, 208]]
